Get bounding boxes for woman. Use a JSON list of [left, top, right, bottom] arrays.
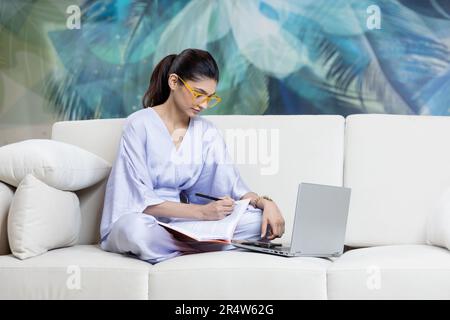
[[100, 48, 285, 264]]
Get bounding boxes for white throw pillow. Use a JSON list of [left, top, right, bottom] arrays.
[[0, 139, 111, 191], [426, 188, 450, 250], [8, 174, 81, 259], [0, 181, 15, 255]]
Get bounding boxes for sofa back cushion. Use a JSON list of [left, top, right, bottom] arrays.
[[52, 114, 345, 244], [52, 119, 125, 245], [205, 115, 345, 242], [0, 181, 15, 255], [344, 114, 450, 247]]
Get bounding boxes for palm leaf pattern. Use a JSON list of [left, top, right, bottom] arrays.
[[1, 0, 450, 120]]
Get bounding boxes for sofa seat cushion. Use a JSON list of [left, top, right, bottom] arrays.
[[0, 245, 151, 299], [327, 245, 450, 299], [148, 250, 331, 299]]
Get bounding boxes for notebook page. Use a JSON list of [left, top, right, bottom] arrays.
[[158, 199, 250, 241]]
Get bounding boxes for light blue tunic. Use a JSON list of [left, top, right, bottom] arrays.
[[100, 107, 257, 243]]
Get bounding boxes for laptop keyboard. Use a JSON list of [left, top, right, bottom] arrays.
[[241, 240, 283, 249]]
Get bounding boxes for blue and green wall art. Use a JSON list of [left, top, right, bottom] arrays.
[[1, 0, 450, 124]]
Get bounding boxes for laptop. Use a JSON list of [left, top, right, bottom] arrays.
[[231, 182, 351, 258]]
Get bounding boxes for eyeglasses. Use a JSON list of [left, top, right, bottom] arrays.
[[177, 75, 221, 109]]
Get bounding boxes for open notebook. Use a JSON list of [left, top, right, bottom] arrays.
[[157, 199, 251, 244]]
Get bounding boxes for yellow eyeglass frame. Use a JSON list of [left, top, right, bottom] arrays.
[[177, 75, 221, 109]]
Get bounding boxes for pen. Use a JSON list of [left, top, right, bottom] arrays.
[[195, 193, 222, 201]]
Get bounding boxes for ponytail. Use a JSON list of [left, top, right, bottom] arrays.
[[142, 54, 177, 108]]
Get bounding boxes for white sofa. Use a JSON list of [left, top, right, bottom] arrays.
[[0, 113, 449, 299]]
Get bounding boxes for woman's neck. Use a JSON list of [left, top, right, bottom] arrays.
[[154, 97, 190, 128]]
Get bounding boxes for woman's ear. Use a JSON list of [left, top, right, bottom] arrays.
[[168, 73, 179, 90]]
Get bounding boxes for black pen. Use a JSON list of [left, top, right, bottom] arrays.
[[195, 193, 222, 201]]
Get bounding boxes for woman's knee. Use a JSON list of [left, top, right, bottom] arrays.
[[114, 213, 157, 236], [105, 213, 196, 262], [105, 213, 161, 250]]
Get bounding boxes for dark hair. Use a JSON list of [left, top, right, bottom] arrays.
[[142, 48, 219, 108]]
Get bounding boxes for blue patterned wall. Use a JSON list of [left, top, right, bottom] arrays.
[[1, 0, 450, 123]]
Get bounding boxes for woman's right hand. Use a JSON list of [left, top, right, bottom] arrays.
[[198, 196, 235, 220]]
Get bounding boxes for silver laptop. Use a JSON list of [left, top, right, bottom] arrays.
[[231, 182, 351, 258]]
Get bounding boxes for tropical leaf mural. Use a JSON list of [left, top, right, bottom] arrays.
[[1, 0, 450, 129]]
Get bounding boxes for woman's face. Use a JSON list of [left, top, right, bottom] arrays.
[[169, 74, 217, 117]]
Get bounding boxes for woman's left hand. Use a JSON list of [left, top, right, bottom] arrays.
[[260, 201, 285, 240]]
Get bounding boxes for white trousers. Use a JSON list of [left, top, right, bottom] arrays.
[[101, 209, 263, 264]]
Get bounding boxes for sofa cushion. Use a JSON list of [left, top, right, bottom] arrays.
[[8, 174, 81, 259], [426, 187, 450, 250], [327, 245, 450, 299], [148, 250, 331, 299], [344, 114, 450, 246], [208, 115, 345, 242], [0, 139, 111, 191], [52, 119, 126, 245], [0, 181, 14, 255], [0, 245, 151, 299]]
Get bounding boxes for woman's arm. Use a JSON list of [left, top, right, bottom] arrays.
[[241, 191, 285, 239], [143, 201, 202, 219], [144, 197, 235, 221], [240, 192, 258, 200], [240, 191, 270, 210]]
